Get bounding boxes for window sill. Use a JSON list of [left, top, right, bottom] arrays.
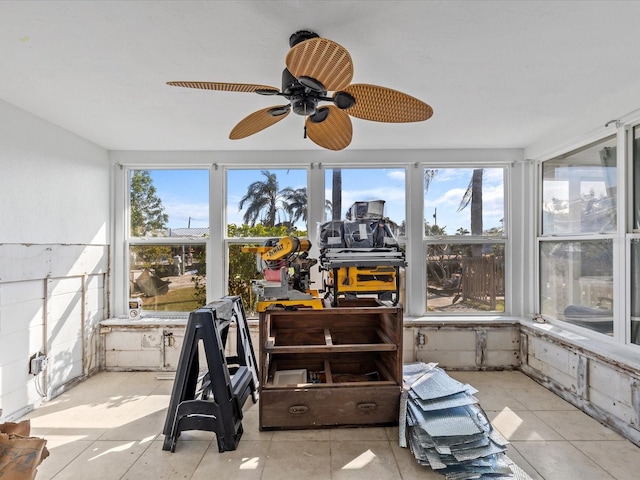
[[102, 316, 189, 327], [101, 315, 260, 328], [520, 318, 640, 374], [404, 315, 521, 327]]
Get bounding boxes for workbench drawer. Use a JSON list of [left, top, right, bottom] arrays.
[[259, 385, 400, 430]]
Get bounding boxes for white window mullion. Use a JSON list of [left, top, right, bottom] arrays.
[[112, 163, 127, 317], [407, 163, 425, 317], [308, 163, 325, 292], [211, 165, 224, 301], [621, 126, 633, 344], [611, 126, 626, 343]]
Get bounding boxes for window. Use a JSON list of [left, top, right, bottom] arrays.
[[128, 169, 209, 313], [116, 157, 514, 319], [542, 140, 616, 235], [225, 168, 309, 314], [424, 168, 506, 313], [630, 127, 640, 345], [630, 239, 640, 345], [323, 167, 407, 305], [540, 240, 613, 335], [538, 135, 617, 336], [425, 168, 505, 237]]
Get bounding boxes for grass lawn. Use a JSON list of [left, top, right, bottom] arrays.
[[143, 286, 203, 312]]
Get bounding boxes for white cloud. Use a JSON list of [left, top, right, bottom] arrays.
[[387, 170, 406, 181], [164, 202, 209, 228]]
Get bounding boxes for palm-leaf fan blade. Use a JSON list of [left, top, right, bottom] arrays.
[[285, 38, 354, 92], [167, 81, 279, 94], [229, 105, 290, 139], [305, 106, 352, 151], [340, 84, 433, 122]]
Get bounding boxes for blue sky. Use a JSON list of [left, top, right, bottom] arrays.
[[425, 168, 505, 234], [146, 169, 210, 229], [143, 167, 505, 235]]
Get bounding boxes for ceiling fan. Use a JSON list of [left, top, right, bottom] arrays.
[[167, 31, 433, 151]]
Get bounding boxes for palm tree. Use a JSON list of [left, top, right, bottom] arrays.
[[324, 199, 333, 219], [425, 169, 437, 193], [424, 169, 438, 231], [239, 171, 310, 229], [424, 168, 483, 236], [457, 169, 484, 257], [281, 186, 308, 224], [238, 171, 280, 226], [332, 169, 342, 220], [457, 168, 484, 236]]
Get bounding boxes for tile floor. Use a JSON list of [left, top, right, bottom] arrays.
[[20, 370, 640, 480]]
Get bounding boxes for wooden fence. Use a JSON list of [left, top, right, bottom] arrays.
[[461, 256, 504, 309]]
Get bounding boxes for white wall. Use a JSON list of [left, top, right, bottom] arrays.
[[0, 99, 110, 420]]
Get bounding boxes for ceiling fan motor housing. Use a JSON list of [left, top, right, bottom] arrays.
[[282, 68, 322, 116], [291, 96, 318, 116]]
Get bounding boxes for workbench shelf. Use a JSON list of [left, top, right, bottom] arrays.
[[258, 300, 403, 430]]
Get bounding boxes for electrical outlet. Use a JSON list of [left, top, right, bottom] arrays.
[[29, 352, 47, 375]]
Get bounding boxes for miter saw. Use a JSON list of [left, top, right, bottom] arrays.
[[318, 200, 406, 307], [242, 236, 323, 312]]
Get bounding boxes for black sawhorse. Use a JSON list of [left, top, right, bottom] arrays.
[[162, 296, 259, 453]]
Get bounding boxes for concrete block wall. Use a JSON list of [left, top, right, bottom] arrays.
[[0, 244, 109, 420], [405, 320, 520, 370], [520, 321, 640, 446], [100, 320, 260, 372], [101, 319, 522, 373], [102, 321, 188, 371]]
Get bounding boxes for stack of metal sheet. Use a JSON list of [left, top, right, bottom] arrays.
[[400, 362, 533, 480]]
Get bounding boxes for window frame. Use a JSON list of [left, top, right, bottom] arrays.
[[535, 131, 639, 346], [627, 124, 640, 346], [222, 165, 314, 313], [422, 164, 510, 316], [112, 151, 520, 320], [124, 166, 210, 316]]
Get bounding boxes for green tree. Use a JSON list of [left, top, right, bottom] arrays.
[[130, 170, 168, 236], [131, 245, 172, 269], [129, 171, 170, 278], [191, 247, 207, 307], [425, 222, 446, 236], [425, 222, 448, 287]]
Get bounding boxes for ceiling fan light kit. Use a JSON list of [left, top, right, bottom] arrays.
[[168, 31, 433, 150]]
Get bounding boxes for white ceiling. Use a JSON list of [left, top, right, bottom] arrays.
[[2, 0, 640, 152]]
